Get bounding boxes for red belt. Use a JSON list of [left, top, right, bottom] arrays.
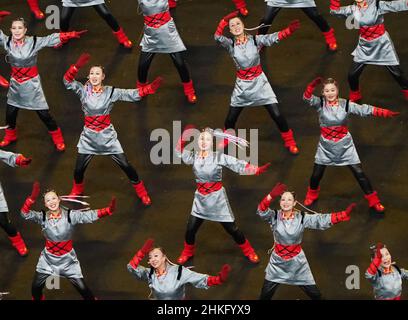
[[11, 66, 38, 83], [196, 182, 222, 195], [144, 11, 171, 28], [45, 240, 73, 256], [360, 24, 385, 41], [236, 65, 262, 80], [320, 126, 348, 141], [84, 115, 111, 132], [274, 243, 302, 260]]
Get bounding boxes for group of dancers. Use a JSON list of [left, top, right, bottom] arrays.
[[1, 0, 407, 300]]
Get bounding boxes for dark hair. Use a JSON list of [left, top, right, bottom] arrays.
[[148, 247, 167, 257], [89, 65, 105, 74], [11, 17, 27, 28], [322, 77, 339, 91], [281, 191, 297, 200], [43, 189, 59, 198]]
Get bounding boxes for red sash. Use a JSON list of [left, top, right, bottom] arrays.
[[45, 240, 73, 256], [274, 243, 302, 260], [11, 66, 39, 83], [144, 11, 171, 28], [236, 65, 262, 80], [84, 115, 111, 132], [320, 126, 348, 141], [360, 24, 385, 41], [196, 182, 222, 195]]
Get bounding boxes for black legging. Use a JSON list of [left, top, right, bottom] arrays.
[[138, 51, 191, 84], [224, 104, 290, 133], [73, 153, 140, 184], [32, 272, 95, 300], [0, 212, 17, 237], [348, 62, 408, 91], [60, 4, 120, 32], [258, 6, 330, 35], [5, 105, 58, 131], [259, 279, 322, 300], [185, 215, 246, 245], [309, 163, 374, 194]]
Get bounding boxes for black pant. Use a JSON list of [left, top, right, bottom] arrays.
[[5, 104, 58, 131], [73, 153, 140, 184], [32, 272, 95, 300], [0, 212, 17, 237], [259, 279, 322, 300], [138, 51, 191, 84], [309, 163, 374, 194], [348, 62, 408, 91], [60, 4, 120, 31], [224, 104, 290, 133], [258, 6, 330, 35], [185, 215, 246, 245]]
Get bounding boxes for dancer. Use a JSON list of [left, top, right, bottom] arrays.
[[215, 12, 300, 154], [303, 77, 399, 212], [21, 181, 115, 300], [1, 149, 31, 256], [257, 182, 355, 300], [60, 0, 132, 48], [27, 0, 45, 20], [330, 0, 408, 101], [0, 16, 86, 151], [175, 126, 270, 265], [63, 53, 162, 206], [137, 0, 197, 103], [258, 0, 338, 51], [366, 243, 408, 300], [128, 239, 231, 300]]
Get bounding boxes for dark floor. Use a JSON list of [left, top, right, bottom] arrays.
[[0, 0, 407, 300]]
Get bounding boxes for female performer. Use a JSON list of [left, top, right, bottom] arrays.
[[302, 77, 399, 212], [215, 12, 300, 154]]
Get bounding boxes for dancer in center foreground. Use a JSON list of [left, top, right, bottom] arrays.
[[214, 12, 300, 154], [127, 238, 231, 300], [257, 183, 355, 299], [175, 126, 271, 265], [63, 53, 162, 206], [303, 77, 399, 212], [21, 182, 116, 300]]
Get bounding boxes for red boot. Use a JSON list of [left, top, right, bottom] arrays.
[[8, 232, 29, 257], [280, 129, 299, 155], [304, 186, 320, 206], [132, 181, 152, 206], [402, 89, 408, 100], [322, 28, 338, 51], [0, 128, 17, 147], [48, 128, 65, 151], [364, 191, 385, 213], [182, 80, 197, 104], [349, 89, 362, 102], [232, 0, 249, 16], [177, 242, 196, 265], [27, 0, 45, 20], [0, 74, 9, 88], [238, 239, 260, 264], [69, 181, 85, 197], [32, 295, 45, 300], [136, 81, 147, 90], [112, 27, 133, 48]]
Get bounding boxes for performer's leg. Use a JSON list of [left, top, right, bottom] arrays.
[[69, 278, 96, 300], [385, 65, 408, 99], [348, 62, 366, 101], [258, 6, 281, 35], [224, 107, 243, 130], [31, 272, 48, 300], [1, 211, 28, 256], [36, 110, 65, 151], [304, 164, 326, 206], [177, 216, 204, 264], [0, 212, 17, 236], [169, 52, 197, 103], [0, 105, 19, 147], [259, 279, 280, 300], [137, 52, 156, 85], [70, 154, 94, 196], [27, 0, 45, 20], [299, 285, 322, 300], [60, 7, 76, 31]]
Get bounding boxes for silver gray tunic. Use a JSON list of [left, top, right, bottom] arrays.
[[138, 0, 186, 53], [257, 208, 332, 285], [127, 263, 209, 300], [331, 0, 408, 65], [215, 34, 280, 107], [266, 0, 316, 8], [0, 150, 18, 212], [0, 31, 61, 110], [62, 0, 105, 7], [365, 266, 408, 300], [304, 95, 374, 166], [63, 79, 141, 155], [21, 207, 99, 278], [176, 150, 247, 222]]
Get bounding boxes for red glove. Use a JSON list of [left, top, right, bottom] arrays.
[[0, 11, 11, 21], [207, 264, 232, 286], [372, 107, 400, 118], [232, 0, 249, 16], [330, 0, 341, 10], [215, 11, 239, 36], [130, 238, 155, 268], [64, 53, 91, 82], [278, 19, 301, 41], [0, 75, 9, 88], [304, 77, 323, 99], [59, 30, 88, 45], [15, 154, 32, 167], [176, 124, 196, 153], [367, 243, 384, 275], [168, 0, 177, 8], [138, 76, 163, 97], [97, 197, 116, 218], [258, 182, 287, 211], [21, 181, 40, 214], [331, 203, 356, 224], [244, 162, 271, 175]]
